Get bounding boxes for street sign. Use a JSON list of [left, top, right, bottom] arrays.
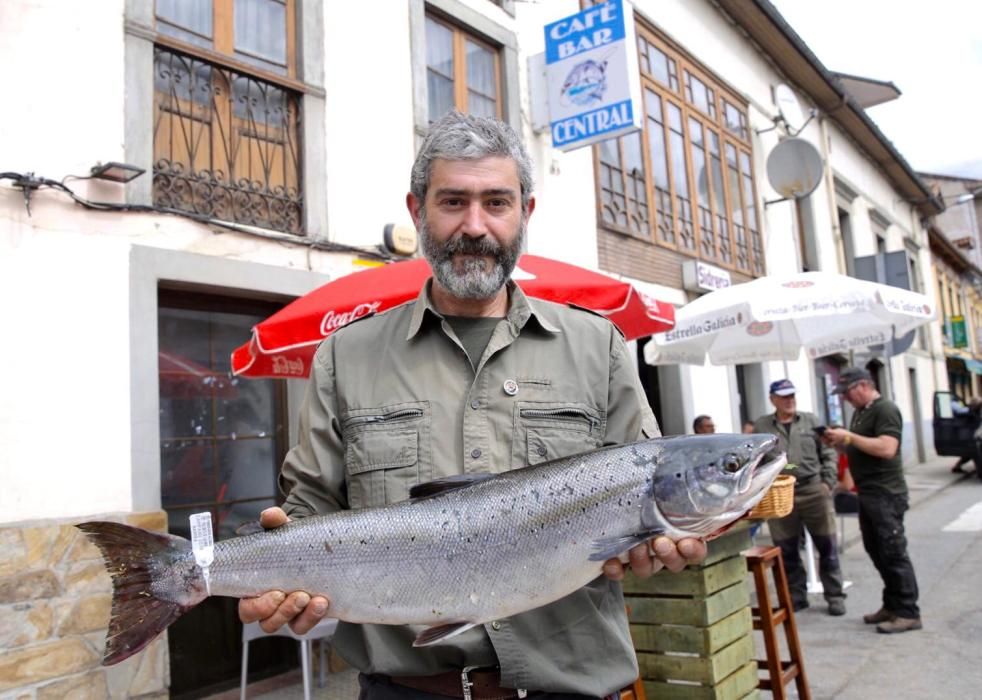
[[951, 315, 968, 348], [543, 0, 642, 151]]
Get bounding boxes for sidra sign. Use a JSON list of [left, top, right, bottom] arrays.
[[682, 260, 732, 293], [543, 0, 642, 151]]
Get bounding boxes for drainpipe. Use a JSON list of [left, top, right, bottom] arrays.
[[817, 113, 845, 275]]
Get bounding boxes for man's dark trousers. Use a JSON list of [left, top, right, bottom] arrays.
[[768, 480, 845, 608], [857, 491, 920, 618]]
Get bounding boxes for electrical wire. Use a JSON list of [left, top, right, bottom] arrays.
[[0, 171, 397, 262]]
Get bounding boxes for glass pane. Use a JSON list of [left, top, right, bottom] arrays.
[[644, 90, 669, 190], [219, 438, 277, 503], [709, 130, 726, 212], [468, 92, 497, 119], [668, 104, 688, 198], [646, 44, 672, 87], [426, 17, 454, 78], [466, 40, 496, 98], [428, 71, 455, 121], [623, 131, 644, 175], [600, 137, 621, 167], [157, 0, 213, 46], [690, 119, 709, 206], [235, 0, 287, 69], [162, 440, 216, 507]]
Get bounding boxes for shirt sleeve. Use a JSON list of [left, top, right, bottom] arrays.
[[604, 327, 660, 443], [279, 340, 348, 518], [874, 401, 903, 441]]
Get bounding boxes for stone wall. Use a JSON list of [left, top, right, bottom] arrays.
[[0, 512, 169, 699]]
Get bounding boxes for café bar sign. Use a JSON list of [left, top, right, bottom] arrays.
[[544, 0, 643, 151], [682, 260, 732, 293]]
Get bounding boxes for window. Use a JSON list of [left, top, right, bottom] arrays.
[[425, 14, 501, 121], [152, 0, 303, 234], [595, 25, 764, 277]]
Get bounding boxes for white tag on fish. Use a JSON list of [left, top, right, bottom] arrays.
[[189, 512, 214, 594]]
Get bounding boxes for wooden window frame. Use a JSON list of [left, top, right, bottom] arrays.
[[154, 0, 299, 89], [426, 12, 503, 120], [592, 20, 765, 277]]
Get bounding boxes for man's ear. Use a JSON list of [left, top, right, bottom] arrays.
[[524, 195, 536, 221], [406, 192, 422, 227]]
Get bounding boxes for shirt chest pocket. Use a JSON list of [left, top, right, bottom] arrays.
[[342, 403, 428, 508], [515, 402, 603, 466]]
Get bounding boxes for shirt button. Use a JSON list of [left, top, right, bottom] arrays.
[[471, 399, 480, 409], [537, 445, 547, 457], [503, 379, 518, 396], [490, 621, 501, 631], [471, 448, 482, 459]]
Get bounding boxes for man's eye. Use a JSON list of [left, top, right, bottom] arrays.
[[487, 199, 509, 209]]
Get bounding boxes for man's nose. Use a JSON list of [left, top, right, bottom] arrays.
[[459, 202, 490, 236]]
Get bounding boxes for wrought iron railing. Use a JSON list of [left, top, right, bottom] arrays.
[[152, 46, 303, 234]]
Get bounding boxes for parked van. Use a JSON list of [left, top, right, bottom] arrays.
[[933, 390, 982, 479]]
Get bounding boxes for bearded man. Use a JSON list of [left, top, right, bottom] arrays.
[[237, 111, 707, 699]]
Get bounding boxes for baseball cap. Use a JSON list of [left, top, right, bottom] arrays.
[[833, 367, 872, 394], [769, 379, 795, 396]]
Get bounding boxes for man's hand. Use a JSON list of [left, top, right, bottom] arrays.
[[237, 507, 330, 634], [823, 427, 850, 448], [603, 537, 707, 581]]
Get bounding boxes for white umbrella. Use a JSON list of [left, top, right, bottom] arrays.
[[644, 271, 935, 368]]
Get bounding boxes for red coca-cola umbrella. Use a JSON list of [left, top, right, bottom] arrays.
[[231, 254, 675, 378]]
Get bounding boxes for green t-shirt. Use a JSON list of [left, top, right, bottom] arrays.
[[444, 315, 503, 369], [847, 396, 906, 496]]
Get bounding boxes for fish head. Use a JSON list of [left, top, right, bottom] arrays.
[[639, 433, 785, 538]]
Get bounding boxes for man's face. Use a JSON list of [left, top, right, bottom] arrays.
[[407, 156, 534, 300], [841, 381, 868, 408], [770, 393, 796, 417], [695, 418, 715, 434]]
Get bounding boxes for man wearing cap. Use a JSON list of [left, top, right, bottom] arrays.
[[752, 378, 845, 615], [824, 368, 921, 634]]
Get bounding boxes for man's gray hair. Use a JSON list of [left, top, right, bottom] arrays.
[[410, 111, 534, 211]]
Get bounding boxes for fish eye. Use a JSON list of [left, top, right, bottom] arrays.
[[723, 455, 741, 473]]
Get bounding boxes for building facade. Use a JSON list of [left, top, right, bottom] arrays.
[[0, 0, 950, 696]]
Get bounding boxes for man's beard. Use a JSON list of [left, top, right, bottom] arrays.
[[418, 210, 526, 300]]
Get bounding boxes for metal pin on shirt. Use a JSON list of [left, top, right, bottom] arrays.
[[503, 379, 519, 396]]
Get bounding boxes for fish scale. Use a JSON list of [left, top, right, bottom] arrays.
[[78, 433, 784, 665]]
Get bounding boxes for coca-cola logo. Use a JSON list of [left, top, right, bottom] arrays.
[[782, 280, 814, 288], [319, 301, 382, 335], [746, 321, 773, 336], [639, 291, 663, 320], [272, 356, 305, 376]]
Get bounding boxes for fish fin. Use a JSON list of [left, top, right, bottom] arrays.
[[412, 621, 479, 647], [235, 520, 265, 536], [588, 530, 665, 562], [76, 521, 206, 666], [409, 473, 495, 500]]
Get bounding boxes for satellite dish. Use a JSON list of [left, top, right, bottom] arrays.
[[765, 138, 823, 200], [774, 83, 805, 133]]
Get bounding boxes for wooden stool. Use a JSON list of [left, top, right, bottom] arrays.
[[745, 545, 810, 700], [618, 675, 647, 700]]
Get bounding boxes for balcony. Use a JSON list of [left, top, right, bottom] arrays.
[[152, 46, 303, 234]]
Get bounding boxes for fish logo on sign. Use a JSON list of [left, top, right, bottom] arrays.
[[560, 55, 610, 107]]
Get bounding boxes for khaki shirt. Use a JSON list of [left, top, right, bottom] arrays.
[[752, 411, 837, 491], [280, 281, 659, 695]]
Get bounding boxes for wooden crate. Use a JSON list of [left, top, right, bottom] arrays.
[[624, 526, 757, 700]]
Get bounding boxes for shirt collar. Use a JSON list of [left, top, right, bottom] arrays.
[[406, 279, 561, 340]]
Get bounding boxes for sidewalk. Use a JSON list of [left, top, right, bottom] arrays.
[[219, 455, 973, 700]]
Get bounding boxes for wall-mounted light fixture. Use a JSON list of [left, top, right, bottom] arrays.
[[89, 161, 146, 183], [382, 223, 418, 257]]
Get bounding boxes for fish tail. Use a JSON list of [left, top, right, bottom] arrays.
[[77, 521, 208, 665]]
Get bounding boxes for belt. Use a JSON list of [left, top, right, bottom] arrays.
[[794, 474, 819, 487], [388, 667, 524, 700]]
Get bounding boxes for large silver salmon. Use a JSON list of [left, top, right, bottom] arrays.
[[78, 433, 783, 665]]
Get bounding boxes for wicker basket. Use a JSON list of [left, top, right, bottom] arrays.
[[748, 474, 796, 519]]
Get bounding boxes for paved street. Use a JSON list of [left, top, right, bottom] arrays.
[[777, 461, 982, 699], [220, 458, 981, 700]]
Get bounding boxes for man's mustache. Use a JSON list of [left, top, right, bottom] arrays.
[[441, 235, 503, 257]]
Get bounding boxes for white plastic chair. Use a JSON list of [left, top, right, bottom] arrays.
[[240, 617, 339, 700]]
